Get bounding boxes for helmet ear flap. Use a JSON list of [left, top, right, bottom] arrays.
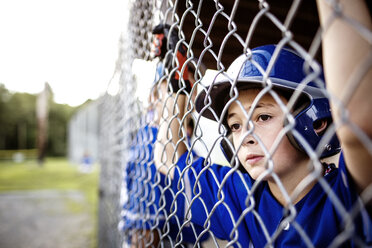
[[220, 133, 246, 172], [284, 101, 340, 158], [285, 125, 305, 153], [283, 104, 308, 153]]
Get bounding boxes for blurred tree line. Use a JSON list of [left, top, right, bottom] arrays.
[[0, 83, 81, 157]]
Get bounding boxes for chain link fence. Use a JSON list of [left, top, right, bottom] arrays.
[[68, 100, 100, 166], [97, 0, 372, 247]]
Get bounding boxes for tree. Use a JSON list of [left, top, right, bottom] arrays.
[[0, 85, 37, 150], [0, 83, 77, 157], [48, 101, 75, 156]]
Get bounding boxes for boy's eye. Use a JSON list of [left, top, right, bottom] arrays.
[[229, 123, 241, 132], [257, 114, 271, 122]]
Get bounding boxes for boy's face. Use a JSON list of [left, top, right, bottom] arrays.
[[148, 80, 168, 125], [227, 89, 306, 180]]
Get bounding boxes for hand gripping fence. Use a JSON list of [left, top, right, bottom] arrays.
[[96, 0, 372, 247]]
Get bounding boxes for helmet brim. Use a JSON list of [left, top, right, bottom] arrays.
[[195, 76, 326, 123]]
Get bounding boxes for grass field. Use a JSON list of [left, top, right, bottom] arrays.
[[0, 157, 100, 247]]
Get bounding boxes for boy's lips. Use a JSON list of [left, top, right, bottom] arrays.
[[245, 154, 264, 165]]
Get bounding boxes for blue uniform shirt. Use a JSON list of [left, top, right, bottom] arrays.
[[121, 125, 164, 230], [172, 151, 372, 247], [121, 125, 209, 243]]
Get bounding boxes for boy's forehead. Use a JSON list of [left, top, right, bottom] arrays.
[[236, 88, 283, 102], [227, 89, 285, 112], [238, 88, 262, 97]]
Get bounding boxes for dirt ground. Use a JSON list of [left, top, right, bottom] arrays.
[[0, 190, 94, 248]]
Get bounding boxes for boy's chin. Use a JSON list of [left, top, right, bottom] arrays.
[[244, 166, 271, 181]]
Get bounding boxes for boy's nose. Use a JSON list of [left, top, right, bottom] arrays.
[[240, 122, 256, 146], [241, 133, 256, 146]]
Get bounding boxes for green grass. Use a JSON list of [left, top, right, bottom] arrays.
[[0, 157, 100, 248]]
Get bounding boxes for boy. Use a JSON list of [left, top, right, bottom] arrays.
[[121, 61, 209, 247], [154, 0, 372, 246]]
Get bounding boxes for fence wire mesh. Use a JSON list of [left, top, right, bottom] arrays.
[[97, 0, 372, 247]]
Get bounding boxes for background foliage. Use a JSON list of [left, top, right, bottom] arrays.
[[0, 83, 87, 156]]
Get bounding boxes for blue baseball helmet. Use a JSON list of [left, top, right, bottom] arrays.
[[195, 45, 340, 159]]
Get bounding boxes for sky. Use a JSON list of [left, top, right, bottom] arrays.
[[0, 0, 128, 106]]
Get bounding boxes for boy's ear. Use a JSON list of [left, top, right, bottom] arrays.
[[314, 119, 328, 136]]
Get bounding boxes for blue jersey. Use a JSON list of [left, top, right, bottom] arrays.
[[121, 125, 163, 231], [121, 125, 209, 243], [172, 151, 372, 247]]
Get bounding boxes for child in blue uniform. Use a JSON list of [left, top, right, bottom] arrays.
[[121, 62, 209, 247], [121, 123, 210, 247], [154, 0, 372, 246]]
